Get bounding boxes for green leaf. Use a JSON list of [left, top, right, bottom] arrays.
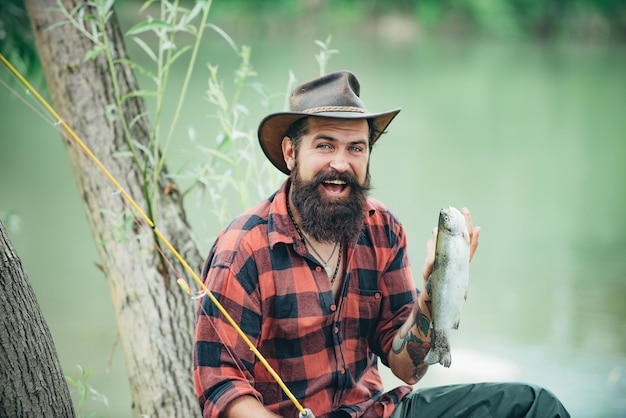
[[185, 1, 204, 23], [112, 151, 134, 159], [126, 19, 172, 36], [83, 45, 105, 61], [207, 23, 238, 53], [46, 19, 71, 31], [132, 140, 155, 167], [104, 104, 118, 122], [139, 0, 158, 13], [131, 36, 157, 63], [197, 146, 235, 165], [100, 0, 115, 15], [167, 45, 192, 66], [121, 89, 157, 103], [129, 111, 153, 129], [182, 24, 198, 36]]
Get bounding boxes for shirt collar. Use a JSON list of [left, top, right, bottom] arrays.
[[267, 179, 302, 251]]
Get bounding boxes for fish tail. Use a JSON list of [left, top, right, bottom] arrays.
[[424, 329, 452, 368], [424, 348, 438, 365]]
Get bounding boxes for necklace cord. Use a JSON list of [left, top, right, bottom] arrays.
[[0, 53, 307, 416], [304, 235, 338, 271]]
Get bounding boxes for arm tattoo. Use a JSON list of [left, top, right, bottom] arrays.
[[391, 307, 431, 380]]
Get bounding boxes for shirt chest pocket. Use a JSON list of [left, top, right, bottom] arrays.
[[343, 288, 383, 339], [355, 288, 382, 318], [347, 267, 383, 320]]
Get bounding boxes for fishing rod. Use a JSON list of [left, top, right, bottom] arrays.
[[0, 53, 314, 418]]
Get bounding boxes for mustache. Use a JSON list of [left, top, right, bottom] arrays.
[[312, 170, 363, 189]]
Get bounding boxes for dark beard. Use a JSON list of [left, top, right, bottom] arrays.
[[291, 168, 370, 247]]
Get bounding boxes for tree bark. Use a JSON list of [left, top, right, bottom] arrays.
[[0, 220, 75, 417], [23, 0, 204, 416]]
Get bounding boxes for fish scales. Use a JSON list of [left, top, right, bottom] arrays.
[[424, 206, 470, 368]]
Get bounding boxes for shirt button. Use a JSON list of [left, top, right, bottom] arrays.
[[315, 266, 322, 272], [375, 292, 381, 299], [330, 304, 337, 312], [340, 368, 346, 374]]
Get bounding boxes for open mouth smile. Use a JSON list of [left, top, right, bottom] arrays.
[[322, 179, 348, 195]]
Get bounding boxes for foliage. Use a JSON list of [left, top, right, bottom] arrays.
[[65, 365, 110, 418], [201, 0, 626, 41], [15, 1, 290, 413], [1, 0, 624, 84], [48, 0, 289, 234], [315, 35, 339, 78], [169, 46, 281, 227], [0, 0, 43, 87]]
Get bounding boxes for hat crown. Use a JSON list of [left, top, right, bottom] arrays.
[[289, 71, 368, 114]]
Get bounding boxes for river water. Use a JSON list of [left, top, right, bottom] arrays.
[[1, 21, 625, 418]]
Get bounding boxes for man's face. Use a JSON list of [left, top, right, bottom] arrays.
[[283, 117, 370, 189], [283, 117, 372, 245]]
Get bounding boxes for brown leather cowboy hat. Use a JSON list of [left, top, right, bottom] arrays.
[[258, 71, 401, 174]]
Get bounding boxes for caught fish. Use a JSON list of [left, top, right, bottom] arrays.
[[424, 206, 470, 368]]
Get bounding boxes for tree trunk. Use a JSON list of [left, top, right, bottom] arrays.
[[0, 220, 75, 417], [23, 0, 204, 416]]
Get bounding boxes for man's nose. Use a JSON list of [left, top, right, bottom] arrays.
[[330, 151, 349, 172]]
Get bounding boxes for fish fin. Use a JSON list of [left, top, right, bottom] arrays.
[[424, 329, 439, 365], [424, 349, 438, 365], [462, 230, 470, 244], [441, 352, 452, 368], [425, 349, 451, 367], [424, 329, 452, 367]]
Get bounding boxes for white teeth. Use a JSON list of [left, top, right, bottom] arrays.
[[324, 179, 346, 185]]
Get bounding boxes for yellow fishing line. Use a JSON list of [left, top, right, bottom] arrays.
[[0, 52, 307, 416]]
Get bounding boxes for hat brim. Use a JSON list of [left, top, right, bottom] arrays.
[[258, 108, 401, 175]]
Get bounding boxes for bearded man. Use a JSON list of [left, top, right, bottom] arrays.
[[193, 71, 570, 418]]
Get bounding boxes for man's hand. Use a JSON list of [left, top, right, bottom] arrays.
[[461, 207, 480, 262]]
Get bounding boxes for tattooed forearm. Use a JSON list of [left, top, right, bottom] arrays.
[[391, 324, 409, 353], [392, 307, 431, 353], [391, 306, 432, 380]]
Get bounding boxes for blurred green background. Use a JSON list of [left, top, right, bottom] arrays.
[[1, 0, 625, 417]]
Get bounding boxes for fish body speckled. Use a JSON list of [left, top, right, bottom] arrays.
[[424, 206, 470, 368]]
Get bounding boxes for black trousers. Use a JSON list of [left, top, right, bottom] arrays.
[[390, 382, 570, 418]]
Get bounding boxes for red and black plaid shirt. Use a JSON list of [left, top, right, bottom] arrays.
[[194, 180, 417, 418]]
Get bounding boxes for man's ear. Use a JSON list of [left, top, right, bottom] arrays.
[[282, 136, 295, 172]]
